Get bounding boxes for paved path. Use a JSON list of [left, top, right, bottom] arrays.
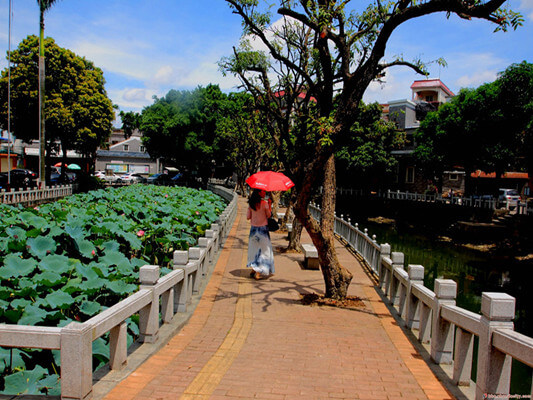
[[101, 197, 455, 400]]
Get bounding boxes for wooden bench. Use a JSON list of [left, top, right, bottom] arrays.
[[301, 243, 319, 270]]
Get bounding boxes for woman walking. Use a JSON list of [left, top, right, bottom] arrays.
[[246, 189, 275, 279]]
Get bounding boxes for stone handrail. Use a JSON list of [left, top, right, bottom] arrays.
[[0, 185, 238, 399], [309, 204, 533, 399], [1, 184, 73, 207]]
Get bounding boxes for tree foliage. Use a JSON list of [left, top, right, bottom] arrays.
[[414, 61, 533, 178], [119, 110, 141, 140], [224, 0, 521, 299], [140, 85, 228, 184], [336, 102, 404, 187], [0, 35, 115, 165]]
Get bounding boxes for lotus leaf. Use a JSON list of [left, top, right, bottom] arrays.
[[78, 276, 107, 292], [63, 277, 82, 294], [18, 212, 48, 230], [101, 240, 120, 252], [100, 251, 129, 267], [0, 348, 27, 371], [18, 304, 52, 325], [75, 262, 99, 280], [65, 225, 86, 241], [39, 254, 74, 274], [5, 226, 27, 242], [44, 290, 74, 309], [27, 237, 57, 259], [35, 373, 60, 395], [33, 271, 63, 287], [106, 280, 138, 295], [10, 298, 31, 310], [93, 337, 110, 371], [0, 298, 9, 311], [117, 231, 142, 250], [46, 225, 65, 238], [76, 240, 97, 258], [79, 300, 101, 316], [0, 254, 37, 278], [2, 365, 50, 395]]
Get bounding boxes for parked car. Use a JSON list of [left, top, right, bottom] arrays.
[[498, 188, 520, 209], [121, 173, 147, 183], [146, 173, 173, 185], [0, 169, 38, 189], [93, 171, 122, 183]]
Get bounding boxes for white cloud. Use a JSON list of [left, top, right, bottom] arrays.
[[520, 0, 533, 20], [153, 65, 175, 85], [456, 70, 498, 88], [123, 88, 148, 102]]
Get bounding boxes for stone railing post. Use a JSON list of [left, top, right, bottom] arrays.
[[109, 321, 128, 370], [430, 279, 456, 364], [403, 265, 424, 328], [139, 265, 160, 343], [475, 293, 515, 400], [189, 246, 204, 276], [173, 250, 191, 312], [389, 252, 404, 305], [60, 322, 93, 400], [378, 243, 391, 290]]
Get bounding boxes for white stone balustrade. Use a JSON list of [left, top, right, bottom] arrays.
[[309, 204, 533, 399], [1, 184, 73, 207]]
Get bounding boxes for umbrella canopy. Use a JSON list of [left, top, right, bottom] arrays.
[[246, 171, 294, 191], [67, 163, 81, 170], [53, 162, 64, 167]]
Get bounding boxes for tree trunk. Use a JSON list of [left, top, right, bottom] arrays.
[[287, 217, 303, 251], [293, 149, 353, 300], [318, 154, 353, 299], [270, 191, 281, 216]]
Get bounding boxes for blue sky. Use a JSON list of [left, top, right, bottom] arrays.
[[1, 0, 532, 120]]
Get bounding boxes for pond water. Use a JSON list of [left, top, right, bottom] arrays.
[[336, 200, 532, 393]]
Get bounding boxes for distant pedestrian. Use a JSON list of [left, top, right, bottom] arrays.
[[246, 189, 275, 279]]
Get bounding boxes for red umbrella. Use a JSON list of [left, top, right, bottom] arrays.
[[54, 162, 64, 167], [246, 171, 294, 191]]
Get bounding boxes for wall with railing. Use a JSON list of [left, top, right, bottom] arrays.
[[331, 187, 532, 214], [0, 185, 73, 207], [309, 203, 533, 400], [0, 185, 237, 400]]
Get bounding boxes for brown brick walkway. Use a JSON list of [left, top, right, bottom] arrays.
[[101, 197, 455, 400]]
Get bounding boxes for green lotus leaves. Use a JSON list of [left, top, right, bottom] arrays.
[[44, 290, 74, 309], [26, 237, 57, 259], [79, 300, 101, 316], [106, 280, 138, 295], [0, 348, 27, 372], [0, 254, 37, 279], [0, 185, 226, 393], [33, 271, 63, 287], [39, 254, 75, 275], [3, 365, 58, 395], [18, 304, 52, 325], [5, 226, 27, 242]]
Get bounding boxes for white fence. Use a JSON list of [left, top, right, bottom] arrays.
[[0, 185, 73, 207], [309, 203, 533, 399], [0, 184, 237, 400]]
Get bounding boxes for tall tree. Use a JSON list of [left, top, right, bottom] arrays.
[[119, 110, 141, 140], [37, 0, 60, 185], [224, 0, 522, 299], [0, 35, 115, 176]]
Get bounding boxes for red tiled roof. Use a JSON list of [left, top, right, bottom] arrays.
[[470, 170, 529, 179], [410, 79, 455, 97]]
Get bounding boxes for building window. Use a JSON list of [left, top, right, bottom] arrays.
[[449, 173, 458, 181], [123, 144, 129, 151], [406, 166, 415, 184], [426, 95, 434, 102], [140, 145, 145, 153]]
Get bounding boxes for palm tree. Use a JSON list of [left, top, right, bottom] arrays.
[[37, 0, 59, 186]]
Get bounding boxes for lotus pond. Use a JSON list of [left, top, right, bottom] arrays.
[[0, 185, 226, 395]]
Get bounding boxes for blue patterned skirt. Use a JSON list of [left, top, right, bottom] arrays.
[[247, 225, 275, 276]]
